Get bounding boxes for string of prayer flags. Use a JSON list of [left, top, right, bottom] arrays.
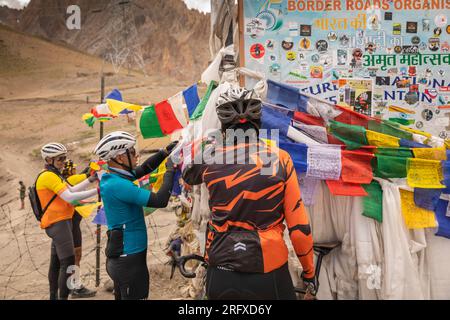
[[105, 99, 142, 116], [400, 189, 437, 229], [92, 207, 108, 226], [414, 188, 442, 211], [362, 181, 383, 223], [434, 200, 450, 239], [441, 160, 450, 194], [139, 105, 165, 138], [406, 158, 445, 189], [366, 130, 400, 148], [341, 150, 374, 184], [183, 84, 200, 117], [279, 142, 308, 174], [262, 105, 293, 143], [368, 120, 413, 140], [154, 99, 185, 135], [375, 147, 413, 158], [82, 113, 96, 127], [326, 179, 368, 197], [293, 111, 325, 126], [91, 103, 114, 119], [75, 202, 102, 219], [412, 147, 447, 161], [292, 121, 328, 144], [399, 139, 431, 149], [373, 155, 407, 178], [267, 79, 308, 112], [328, 120, 368, 150], [306, 145, 341, 180], [334, 105, 370, 128], [190, 80, 218, 120]]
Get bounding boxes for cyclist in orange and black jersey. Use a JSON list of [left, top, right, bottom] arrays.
[[182, 87, 315, 300]]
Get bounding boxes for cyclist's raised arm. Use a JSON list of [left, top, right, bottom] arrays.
[[60, 188, 98, 202], [281, 152, 315, 279], [134, 141, 178, 179]]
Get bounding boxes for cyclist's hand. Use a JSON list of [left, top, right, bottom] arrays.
[[88, 172, 99, 183], [301, 272, 318, 297]]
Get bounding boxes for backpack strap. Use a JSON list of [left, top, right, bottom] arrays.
[[35, 170, 61, 214]]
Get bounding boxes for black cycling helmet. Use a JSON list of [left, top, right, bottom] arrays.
[[216, 87, 262, 130]]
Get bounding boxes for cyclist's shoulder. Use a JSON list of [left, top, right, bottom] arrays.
[[36, 170, 62, 184]]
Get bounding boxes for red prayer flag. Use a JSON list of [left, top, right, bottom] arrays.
[[334, 105, 370, 128], [326, 179, 368, 196], [341, 150, 374, 184], [154, 100, 183, 135], [293, 111, 325, 126]]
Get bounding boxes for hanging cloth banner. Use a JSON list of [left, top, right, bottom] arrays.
[[366, 130, 400, 148], [190, 81, 218, 120], [375, 147, 413, 158], [293, 111, 325, 126], [266, 79, 308, 112], [406, 158, 445, 189], [341, 150, 374, 184], [306, 145, 342, 180], [105, 99, 142, 116], [334, 105, 370, 128], [412, 147, 447, 161], [368, 120, 413, 140], [362, 180, 383, 223], [399, 139, 431, 149], [329, 120, 368, 150], [434, 199, 450, 239], [154, 100, 184, 135], [326, 179, 368, 197], [400, 189, 437, 229], [373, 154, 407, 178], [139, 105, 165, 138], [279, 142, 308, 174], [261, 104, 293, 143], [414, 188, 442, 211], [298, 175, 319, 207], [183, 84, 200, 117]]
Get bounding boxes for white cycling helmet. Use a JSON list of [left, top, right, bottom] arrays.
[[94, 131, 136, 160], [41, 143, 67, 160], [215, 86, 255, 107]]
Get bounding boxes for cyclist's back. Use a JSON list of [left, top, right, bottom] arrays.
[[182, 87, 315, 300]]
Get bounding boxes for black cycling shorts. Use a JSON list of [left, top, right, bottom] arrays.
[[206, 262, 296, 300], [106, 250, 149, 300], [72, 211, 82, 248]]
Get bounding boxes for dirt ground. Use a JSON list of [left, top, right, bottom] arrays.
[[0, 26, 198, 300]]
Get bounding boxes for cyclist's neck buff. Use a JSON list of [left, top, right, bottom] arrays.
[[110, 149, 136, 178]]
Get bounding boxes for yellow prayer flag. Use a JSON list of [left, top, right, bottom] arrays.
[[90, 162, 101, 171], [406, 158, 445, 189], [400, 189, 437, 229], [401, 126, 432, 138], [366, 130, 400, 147], [75, 202, 102, 219], [106, 99, 142, 115], [82, 113, 94, 121], [151, 159, 167, 192], [412, 147, 447, 160]]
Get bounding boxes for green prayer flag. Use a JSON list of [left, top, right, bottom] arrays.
[[362, 180, 383, 223], [368, 120, 413, 140], [388, 118, 415, 126], [375, 147, 413, 158], [373, 154, 408, 178], [329, 120, 368, 150], [140, 105, 165, 139], [190, 81, 218, 120]]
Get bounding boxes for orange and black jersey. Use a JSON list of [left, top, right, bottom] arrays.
[[182, 140, 314, 277]]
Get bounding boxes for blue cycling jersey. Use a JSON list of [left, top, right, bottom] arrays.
[[100, 168, 151, 255]]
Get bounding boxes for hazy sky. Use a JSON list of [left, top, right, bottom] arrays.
[[0, 0, 211, 12]]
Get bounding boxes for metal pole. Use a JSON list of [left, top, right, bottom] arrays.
[[96, 75, 105, 287]]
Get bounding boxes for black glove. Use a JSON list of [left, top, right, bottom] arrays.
[[81, 166, 90, 175], [164, 141, 179, 155], [301, 272, 318, 296], [165, 157, 176, 172], [88, 172, 98, 183]]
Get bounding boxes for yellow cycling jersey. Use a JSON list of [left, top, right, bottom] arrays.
[[36, 171, 74, 229]]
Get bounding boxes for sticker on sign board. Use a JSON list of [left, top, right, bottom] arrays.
[[245, 18, 266, 38], [435, 14, 447, 28], [250, 43, 265, 60]]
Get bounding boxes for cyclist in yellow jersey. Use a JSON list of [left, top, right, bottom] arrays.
[[36, 143, 98, 300], [61, 159, 97, 299]]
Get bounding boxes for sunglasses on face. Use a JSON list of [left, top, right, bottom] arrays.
[[55, 156, 67, 162]]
